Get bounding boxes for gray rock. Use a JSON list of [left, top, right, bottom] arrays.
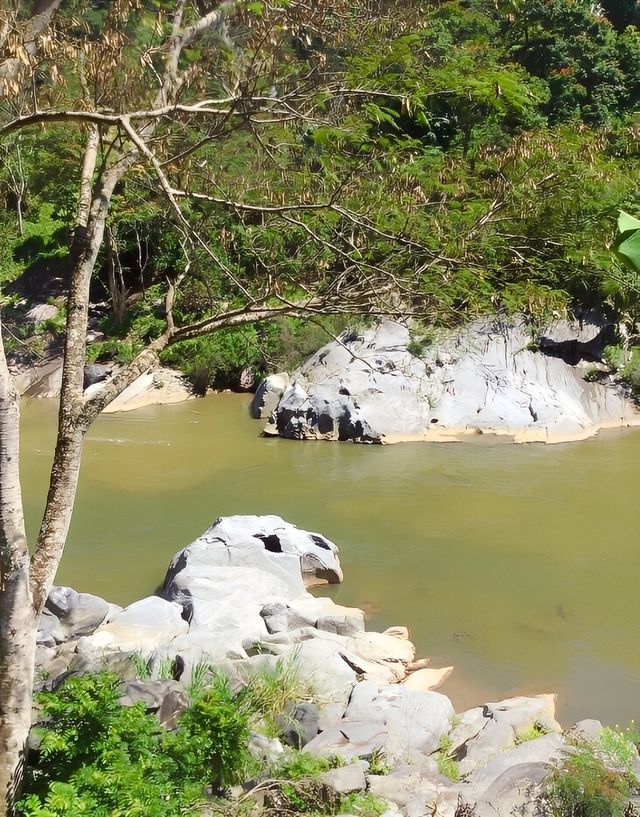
[[250, 372, 291, 419], [471, 761, 552, 817], [118, 679, 189, 730], [483, 694, 561, 739], [159, 515, 348, 661], [279, 702, 320, 748], [46, 585, 110, 639], [83, 596, 188, 655], [465, 734, 566, 795], [569, 718, 603, 743], [458, 719, 515, 777], [265, 319, 639, 444], [248, 733, 285, 764], [23, 358, 63, 398], [25, 303, 59, 324], [118, 679, 184, 710], [238, 365, 256, 391], [37, 609, 66, 647], [83, 363, 112, 389], [164, 515, 343, 596], [367, 770, 440, 811], [305, 680, 454, 763], [158, 687, 189, 730], [316, 614, 365, 637], [321, 761, 368, 795], [63, 650, 142, 682]]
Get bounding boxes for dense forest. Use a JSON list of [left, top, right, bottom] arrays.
[[2, 0, 639, 390]]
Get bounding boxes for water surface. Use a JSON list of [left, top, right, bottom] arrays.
[[20, 394, 640, 725]]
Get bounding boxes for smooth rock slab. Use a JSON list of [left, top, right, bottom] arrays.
[[84, 596, 188, 655], [305, 680, 454, 763], [45, 585, 110, 639], [321, 761, 368, 795], [402, 666, 454, 692]]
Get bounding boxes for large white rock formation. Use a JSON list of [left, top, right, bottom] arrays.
[[262, 319, 640, 444]]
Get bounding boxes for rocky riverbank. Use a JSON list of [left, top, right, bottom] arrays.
[[253, 318, 640, 444], [34, 516, 639, 816]]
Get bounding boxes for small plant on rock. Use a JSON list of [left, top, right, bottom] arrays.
[[238, 656, 316, 737], [547, 726, 640, 817], [515, 723, 549, 745], [433, 734, 461, 782]]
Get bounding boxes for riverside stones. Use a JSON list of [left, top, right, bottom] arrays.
[[260, 318, 640, 443], [304, 680, 455, 762], [35, 515, 600, 817], [45, 585, 110, 638], [83, 596, 188, 654]]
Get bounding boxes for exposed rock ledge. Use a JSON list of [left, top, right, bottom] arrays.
[[13, 357, 193, 411], [254, 318, 640, 444], [34, 515, 636, 817]]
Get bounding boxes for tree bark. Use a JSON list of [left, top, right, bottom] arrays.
[[0, 319, 35, 817], [0, 575, 36, 817], [30, 162, 126, 611]]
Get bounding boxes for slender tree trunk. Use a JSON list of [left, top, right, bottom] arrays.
[[0, 319, 34, 817], [0, 574, 36, 817], [30, 176, 117, 609]]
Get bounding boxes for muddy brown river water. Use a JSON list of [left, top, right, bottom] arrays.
[[20, 393, 640, 725]]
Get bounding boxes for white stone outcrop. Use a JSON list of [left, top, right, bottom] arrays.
[[262, 318, 640, 444], [85, 367, 193, 412], [34, 514, 586, 817]]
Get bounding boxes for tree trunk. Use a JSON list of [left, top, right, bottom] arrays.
[[0, 573, 37, 817], [0, 319, 34, 817]]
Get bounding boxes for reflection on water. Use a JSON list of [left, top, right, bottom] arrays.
[[20, 393, 640, 725]]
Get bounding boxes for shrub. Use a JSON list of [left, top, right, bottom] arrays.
[[621, 349, 640, 396], [18, 672, 251, 817], [547, 727, 639, 817]]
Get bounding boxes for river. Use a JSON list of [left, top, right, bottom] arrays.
[[20, 393, 640, 726]]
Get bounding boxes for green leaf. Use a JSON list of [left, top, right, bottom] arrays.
[[618, 211, 640, 233], [613, 229, 640, 274]]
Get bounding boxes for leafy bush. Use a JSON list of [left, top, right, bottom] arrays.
[[160, 315, 355, 392], [621, 349, 640, 396], [19, 672, 251, 817], [547, 727, 639, 817]]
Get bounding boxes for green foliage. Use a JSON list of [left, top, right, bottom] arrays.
[[433, 734, 460, 782], [619, 349, 640, 396], [274, 752, 336, 781], [547, 727, 639, 817], [502, 0, 640, 125], [18, 672, 251, 817], [172, 675, 251, 790], [340, 791, 388, 816], [515, 723, 549, 744], [407, 327, 434, 358], [603, 344, 627, 371], [548, 752, 631, 817], [367, 749, 391, 776], [238, 656, 316, 737], [3, 0, 640, 376], [160, 316, 353, 391]]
